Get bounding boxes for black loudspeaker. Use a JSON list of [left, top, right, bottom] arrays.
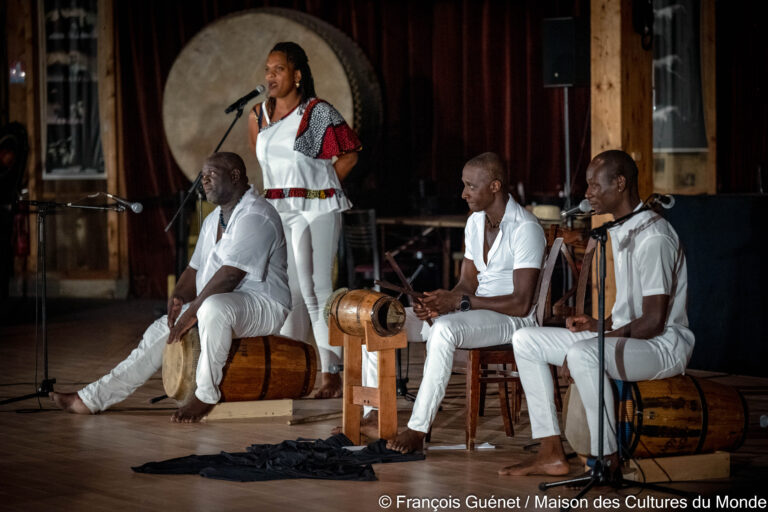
[[542, 17, 589, 87]]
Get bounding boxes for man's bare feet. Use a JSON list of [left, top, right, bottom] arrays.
[[386, 428, 425, 454], [330, 410, 380, 440], [49, 392, 92, 415], [171, 396, 215, 423], [314, 372, 342, 399], [498, 435, 571, 477]]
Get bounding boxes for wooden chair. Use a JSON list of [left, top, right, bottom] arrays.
[[342, 209, 381, 289], [460, 237, 563, 450]]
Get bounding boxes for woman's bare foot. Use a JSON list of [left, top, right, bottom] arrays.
[[49, 392, 92, 414], [360, 410, 379, 440], [171, 396, 215, 423], [330, 410, 380, 439], [498, 435, 570, 476], [386, 428, 425, 454], [314, 372, 342, 399]]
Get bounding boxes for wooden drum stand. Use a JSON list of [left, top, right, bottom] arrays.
[[328, 289, 407, 444]]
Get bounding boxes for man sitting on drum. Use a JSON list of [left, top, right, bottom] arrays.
[[378, 152, 547, 453], [499, 150, 694, 477], [50, 152, 291, 422]]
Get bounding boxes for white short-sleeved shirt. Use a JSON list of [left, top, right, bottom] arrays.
[[189, 186, 291, 309], [608, 204, 695, 359], [464, 194, 546, 300], [255, 101, 352, 213]]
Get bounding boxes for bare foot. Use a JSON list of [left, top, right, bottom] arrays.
[[386, 428, 425, 454], [314, 372, 342, 399], [360, 410, 379, 440], [330, 410, 380, 440], [171, 396, 215, 423], [497, 458, 571, 476], [498, 435, 571, 476], [49, 392, 92, 415]]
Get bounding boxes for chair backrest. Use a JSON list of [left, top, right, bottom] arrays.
[[342, 209, 380, 288], [533, 237, 564, 325], [574, 237, 596, 315]]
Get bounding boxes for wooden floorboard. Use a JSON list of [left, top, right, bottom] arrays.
[[1, 298, 767, 511]]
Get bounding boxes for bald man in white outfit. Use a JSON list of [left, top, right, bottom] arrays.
[[50, 152, 291, 422], [499, 150, 694, 477], [368, 152, 547, 454]]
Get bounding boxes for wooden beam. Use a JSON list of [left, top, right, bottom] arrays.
[[590, 0, 653, 314], [98, 0, 121, 279]]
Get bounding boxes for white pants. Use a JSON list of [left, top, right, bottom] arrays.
[[512, 326, 689, 455], [278, 210, 342, 373], [78, 292, 289, 412], [363, 308, 535, 432]]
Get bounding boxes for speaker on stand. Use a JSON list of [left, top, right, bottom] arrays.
[[542, 17, 589, 212]]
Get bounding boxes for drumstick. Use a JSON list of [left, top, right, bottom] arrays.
[[375, 280, 425, 299], [383, 251, 433, 326]]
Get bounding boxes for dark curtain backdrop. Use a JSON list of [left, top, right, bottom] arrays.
[[116, 0, 592, 298], [716, 1, 768, 194]]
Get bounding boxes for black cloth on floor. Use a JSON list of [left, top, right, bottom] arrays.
[[131, 434, 425, 482]]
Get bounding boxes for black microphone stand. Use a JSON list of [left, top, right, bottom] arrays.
[[538, 200, 694, 510], [164, 102, 248, 234], [1, 200, 124, 406]]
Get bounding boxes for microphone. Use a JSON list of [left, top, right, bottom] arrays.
[[650, 193, 675, 209], [93, 192, 142, 213], [224, 85, 266, 114], [561, 199, 592, 218]]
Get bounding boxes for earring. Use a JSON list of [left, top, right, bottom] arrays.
[[295, 81, 300, 88]]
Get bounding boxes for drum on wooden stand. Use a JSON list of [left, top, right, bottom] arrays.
[[564, 375, 748, 458], [162, 328, 317, 405], [328, 289, 406, 337]]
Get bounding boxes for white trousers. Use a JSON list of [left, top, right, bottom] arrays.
[[512, 326, 688, 455], [363, 308, 535, 432], [278, 210, 342, 373], [78, 292, 289, 412]]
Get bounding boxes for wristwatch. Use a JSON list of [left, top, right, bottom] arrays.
[[459, 295, 471, 312]]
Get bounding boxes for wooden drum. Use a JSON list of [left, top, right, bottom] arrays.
[[162, 328, 317, 405], [329, 289, 406, 337], [564, 375, 748, 458]]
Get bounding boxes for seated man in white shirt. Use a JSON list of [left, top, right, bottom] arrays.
[[499, 149, 694, 477], [50, 152, 291, 423], [382, 152, 546, 454]]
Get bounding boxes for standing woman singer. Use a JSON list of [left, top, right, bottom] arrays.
[[248, 42, 361, 398]]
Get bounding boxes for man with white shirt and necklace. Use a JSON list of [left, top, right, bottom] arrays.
[[378, 152, 546, 454], [50, 152, 291, 423]]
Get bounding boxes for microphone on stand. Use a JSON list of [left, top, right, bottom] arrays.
[[85, 192, 143, 213], [649, 193, 675, 209], [224, 85, 266, 114], [561, 199, 592, 218], [106, 193, 143, 213]]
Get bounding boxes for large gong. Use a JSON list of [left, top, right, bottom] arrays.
[[163, 8, 382, 188]]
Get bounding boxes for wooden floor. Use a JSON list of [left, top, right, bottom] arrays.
[[1, 298, 767, 511]]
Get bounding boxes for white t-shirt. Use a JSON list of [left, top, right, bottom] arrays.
[[464, 194, 546, 299], [608, 204, 695, 358], [189, 186, 291, 309]]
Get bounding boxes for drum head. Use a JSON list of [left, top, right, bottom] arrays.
[[162, 328, 201, 403], [163, 8, 382, 188]]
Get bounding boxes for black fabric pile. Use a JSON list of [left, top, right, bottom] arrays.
[[132, 434, 425, 482]]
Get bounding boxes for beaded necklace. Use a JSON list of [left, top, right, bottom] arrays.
[[219, 191, 246, 231]]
